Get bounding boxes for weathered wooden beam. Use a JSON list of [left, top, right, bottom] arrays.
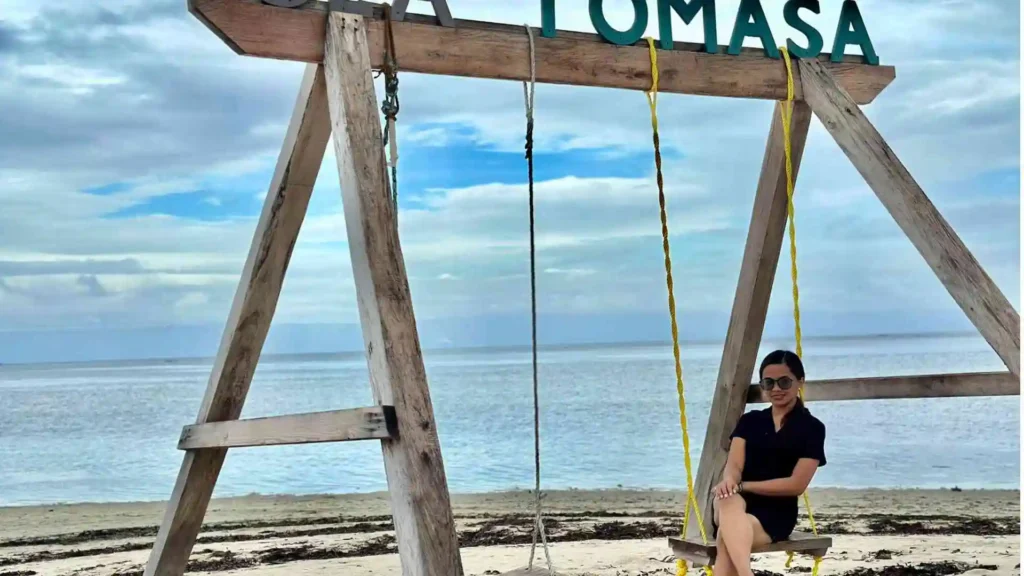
[[324, 12, 464, 576], [144, 63, 332, 576], [177, 406, 398, 450], [687, 101, 813, 542], [190, 0, 895, 104], [799, 59, 1021, 378], [746, 371, 1019, 403]]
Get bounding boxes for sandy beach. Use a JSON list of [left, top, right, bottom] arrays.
[[0, 488, 1018, 576]]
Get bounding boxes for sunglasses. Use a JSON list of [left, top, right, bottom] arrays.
[[760, 376, 795, 391]]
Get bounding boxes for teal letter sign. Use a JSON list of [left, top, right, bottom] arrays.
[[729, 0, 778, 58], [832, 0, 879, 64], [657, 0, 718, 52], [783, 0, 823, 59], [540, 0, 878, 65], [589, 0, 648, 46]]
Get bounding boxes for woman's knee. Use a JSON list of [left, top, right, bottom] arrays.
[[717, 495, 745, 515], [714, 495, 745, 529]]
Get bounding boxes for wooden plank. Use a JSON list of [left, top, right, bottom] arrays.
[[190, 0, 895, 104], [143, 64, 331, 576], [799, 59, 1021, 378], [670, 531, 832, 566], [323, 12, 464, 576], [747, 371, 1019, 403], [177, 406, 398, 449], [687, 101, 812, 541]]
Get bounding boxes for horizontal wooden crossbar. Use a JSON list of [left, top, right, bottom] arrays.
[[746, 371, 1018, 403], [178, 406, 397, 449], [189, 0, 895, 104], [669, 531, 831, 566]]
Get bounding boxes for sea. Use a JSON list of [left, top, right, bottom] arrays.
[[0, 333, 1018, 507]]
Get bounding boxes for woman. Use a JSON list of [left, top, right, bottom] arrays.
[[710, 350, 826, 576]]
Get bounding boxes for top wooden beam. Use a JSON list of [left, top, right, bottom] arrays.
[[190, 0, 895, 104]]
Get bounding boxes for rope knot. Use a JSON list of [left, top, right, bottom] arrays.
[[381, 96, 399, 121], [377, 3, 400, 212]]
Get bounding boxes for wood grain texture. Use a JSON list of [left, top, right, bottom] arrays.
[[687, 101, 812, 542], [746, 372, 1019, 403], [323, 13, 464, 576], [177, 406, 397, 449], [670, 531, 831, 567], [143, 64, 331, 576], [191, 0, 895, 104], [800, 58, 1021, 378]]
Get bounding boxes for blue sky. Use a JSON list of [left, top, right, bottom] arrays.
[[0, 0, 1019, 363]]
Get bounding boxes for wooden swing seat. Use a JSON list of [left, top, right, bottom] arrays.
[[669, 531, 831, 567]]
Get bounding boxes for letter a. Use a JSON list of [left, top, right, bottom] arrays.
[[832, 0, 879, 65], [729, 0, 779, 59]]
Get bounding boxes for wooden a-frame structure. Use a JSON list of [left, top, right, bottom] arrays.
[[144, 1, 1021, 575]]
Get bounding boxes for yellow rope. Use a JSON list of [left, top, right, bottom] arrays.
[[644, 37, 711, 576], [643, 39, 822, 576], [778, 45, 823, 576]]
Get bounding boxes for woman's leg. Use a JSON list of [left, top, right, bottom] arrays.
[[746, 514, 773, 550], [712, 500, 737, 576], [734, 515, 772, 575], [715, 496, 772, 576], [712, 529, 737, 576]]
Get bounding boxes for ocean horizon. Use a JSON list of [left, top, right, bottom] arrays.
[[0, 328, 989, 367], [0, 332, 1018, 507]]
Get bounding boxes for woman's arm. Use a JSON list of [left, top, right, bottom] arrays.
[[714, 438, 746, 498], [741, 458, 819, 497], [723, 437, 746, 483]]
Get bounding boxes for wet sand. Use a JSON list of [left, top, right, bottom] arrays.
[[0, 488, 1018, 576]]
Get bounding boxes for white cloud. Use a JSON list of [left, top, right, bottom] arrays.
[[544, 267, 597, 277], [17, 63, 127, 94], [896, 59, 1019, 119], [396, 175, 730, 262], [0, 0, 1017, 346]]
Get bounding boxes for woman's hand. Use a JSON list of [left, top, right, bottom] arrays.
[[713, 478, 740, 500]]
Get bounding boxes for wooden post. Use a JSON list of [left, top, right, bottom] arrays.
[[688, 101, 813, 540], [799, 59, 1021, 378], [323, 12, 464, 576], [144, 63, 332, 576]]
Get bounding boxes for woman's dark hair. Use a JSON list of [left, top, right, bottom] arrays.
[[759, 349, 806, 415], [759, 349, 805, 380]]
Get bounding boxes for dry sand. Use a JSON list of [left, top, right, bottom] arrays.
[[0, 488, 1018, 576]]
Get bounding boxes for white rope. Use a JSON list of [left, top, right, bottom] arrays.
[[522, 22, 553, 576], [523, 25, 536, 124], [387, 118, 398, 168]]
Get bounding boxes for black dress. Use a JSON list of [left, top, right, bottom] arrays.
[[726, 406, 827, 543]]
